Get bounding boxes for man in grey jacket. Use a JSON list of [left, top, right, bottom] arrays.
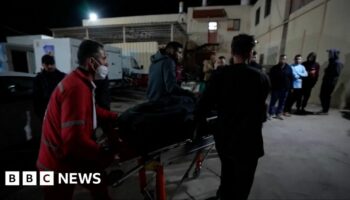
[[147, 41, 193, 102]]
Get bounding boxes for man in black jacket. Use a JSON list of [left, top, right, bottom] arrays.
[[194, 34, 270, 200], [318, 49, 344, 114], [301, 52, 320, 113], [268, 54, 293, 119], [33, 55, 65, 121]]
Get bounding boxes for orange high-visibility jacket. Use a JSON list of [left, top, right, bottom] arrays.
[[37, 68, 118, 171]]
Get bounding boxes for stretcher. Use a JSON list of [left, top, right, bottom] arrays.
[[110, 134, 215, 200]]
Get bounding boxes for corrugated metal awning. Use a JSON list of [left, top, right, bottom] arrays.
[[51, 22, 187, 45]]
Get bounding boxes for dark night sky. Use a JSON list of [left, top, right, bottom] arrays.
[[0, 0, 256, 42]]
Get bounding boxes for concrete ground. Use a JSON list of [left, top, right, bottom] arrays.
[[251, 106, 350, 200], [74, 102, 350, 200], [101, 105, 350, 200], [2, 87, 350, 199]]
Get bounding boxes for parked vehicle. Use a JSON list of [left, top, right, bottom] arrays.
[[0, 71, 41, 149], [33, 38, 123, 80], [0, 72, 42, 195], [0, 72, 42, 198]]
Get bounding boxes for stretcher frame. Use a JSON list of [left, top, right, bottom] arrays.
[[111, 135, 215, 200]]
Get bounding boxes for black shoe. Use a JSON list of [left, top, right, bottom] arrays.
[[294, 109, 303, 115], [302, 109, 313, 115], [341, 110, 350, 119], [316, 110, 328, 115]]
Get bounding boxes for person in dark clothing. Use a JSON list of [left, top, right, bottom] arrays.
[[194, 34, 270, 200], [249, 50, 263, 71], [318, 49, 344, 114], [268, 54, 293, 120], [94, 76, 111, 110], [33, 55, 65, 120], [147, 41, 194, 102], [301, 52, 320, 113], [94, 76, 113, 143]]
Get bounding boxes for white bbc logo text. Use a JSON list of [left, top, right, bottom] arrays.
[[5, 171, 100, 186], [5, 171, 54, 186], [5, 171, 20, 186], [23, 171, 37, 185], [40, 171, 54, 185]]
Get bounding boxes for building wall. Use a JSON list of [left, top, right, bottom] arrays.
[[186, 5, 251, 59], [250, 0, 288, 66], [285, 0, 350, 108]]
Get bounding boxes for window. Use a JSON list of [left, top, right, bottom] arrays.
[[264, 0, 271, 17], [227, 19, 241, 31], [208, 21, 218, 31], [255, 7, 260, 25], [208, 21, 218, 43], [290, 0, 315, 14], [11, 51, 29, 73]]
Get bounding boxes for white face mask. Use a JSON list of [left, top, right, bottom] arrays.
[[94, 65, 109, 80]]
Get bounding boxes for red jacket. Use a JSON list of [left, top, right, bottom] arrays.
[[37, 68, 118, 172]]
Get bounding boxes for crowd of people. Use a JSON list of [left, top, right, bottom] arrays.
[[145, 36, 344, 199], [189, 48, 344, 121], [267, 49, 343, 120], [32, 33, 344, 200]]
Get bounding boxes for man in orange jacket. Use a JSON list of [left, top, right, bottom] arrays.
[[37, 40, 118, 200]]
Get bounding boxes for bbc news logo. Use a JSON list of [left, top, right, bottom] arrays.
[[5, 171, 101, 186]]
